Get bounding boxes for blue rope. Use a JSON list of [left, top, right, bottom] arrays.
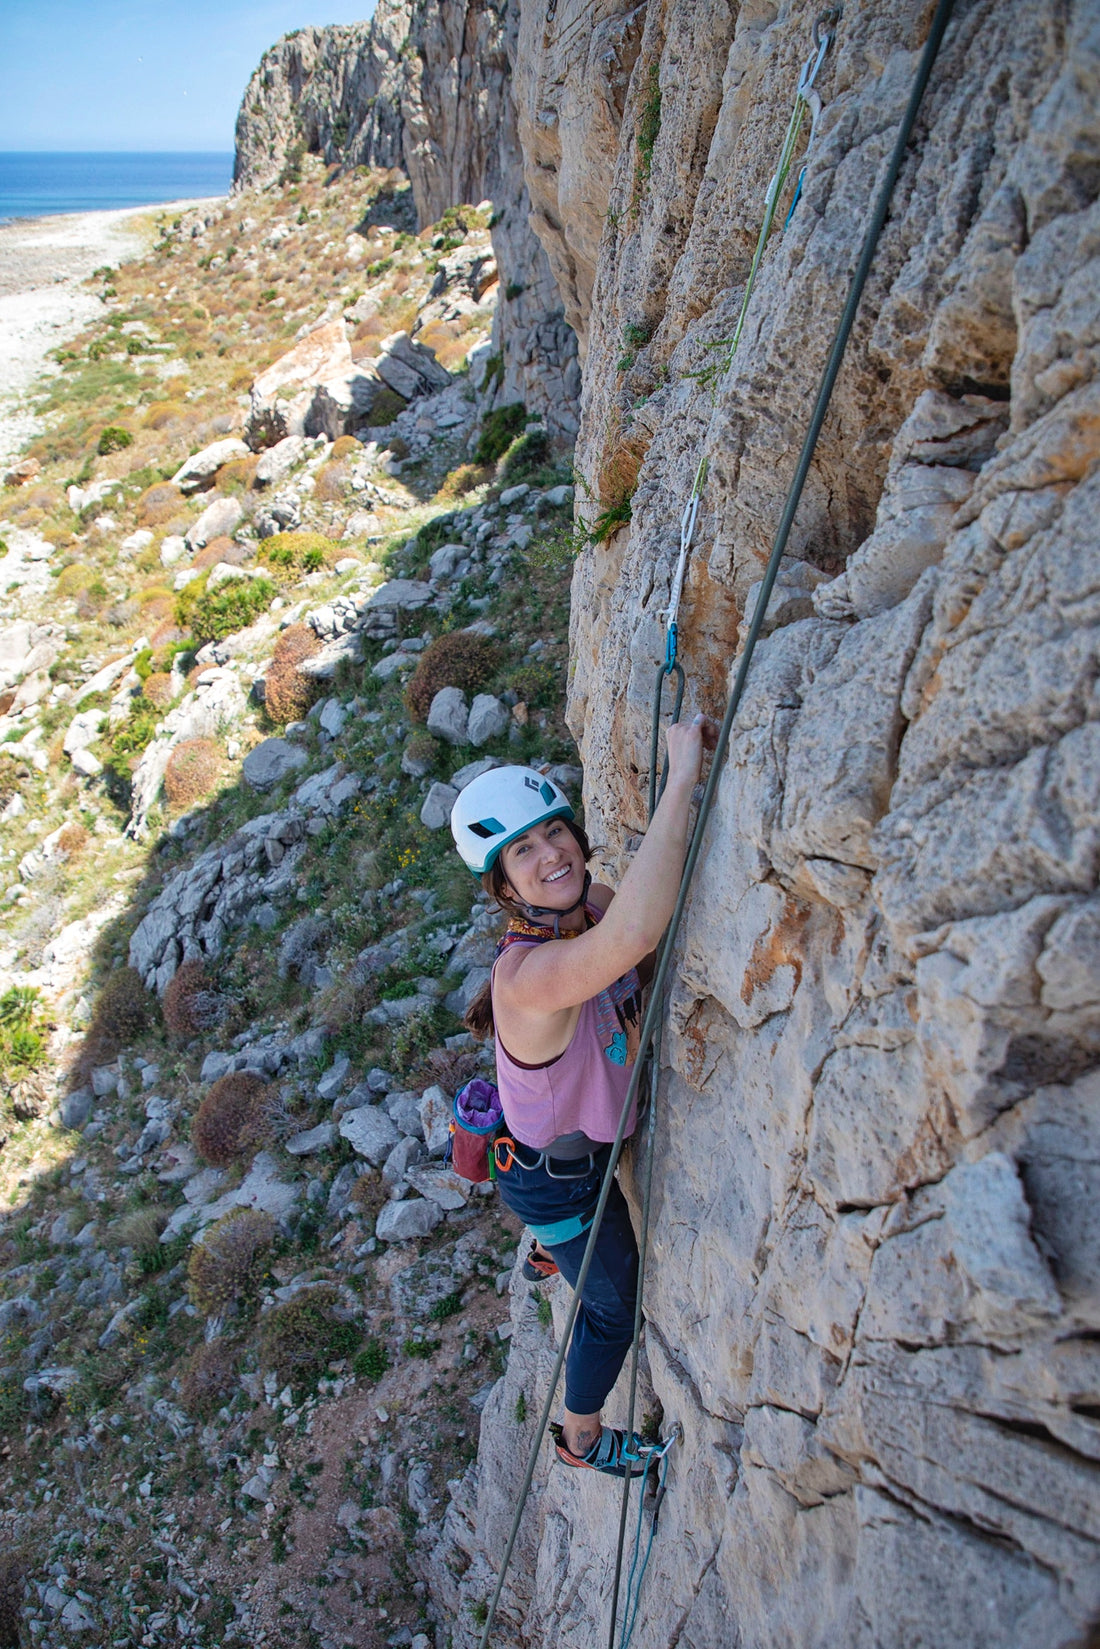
[[618, 1448, 673, 1649]]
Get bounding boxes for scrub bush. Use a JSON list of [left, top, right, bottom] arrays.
[[191, 1071, 271, 1167], [498, 427, 550, 483], [256, 531, 336, 576], [260, 1284, 359, 1378], [263, 622, 321, 724], [142, 670, 175, 710], [193, 534, 247, 570], [187, 1208, 275, 1316], [405, 632, 499, 722], [179, 1338, 238, 1416], [162, 958, 225, 1037], [137, 482, 183, 527], [163, 737, 220, 808], [177, 572, 275, 644], [86, 967, 151, 1059], [474, 402, 525, 465], [97, 426, 133, 456]]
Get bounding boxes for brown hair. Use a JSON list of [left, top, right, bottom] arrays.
[[463, 819, 593, 1040]]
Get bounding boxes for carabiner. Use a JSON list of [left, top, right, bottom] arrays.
[[649, 659, 686, 819], [493, 1136, 516, 1175]]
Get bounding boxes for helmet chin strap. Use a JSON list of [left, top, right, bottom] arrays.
[[516, 871, 592, 938]]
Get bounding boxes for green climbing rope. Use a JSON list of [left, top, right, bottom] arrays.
[[696, 9, 838, 392], [476, 1, 958, 1640]]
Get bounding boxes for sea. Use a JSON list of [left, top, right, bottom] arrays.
[[0, 153, 235, 225]]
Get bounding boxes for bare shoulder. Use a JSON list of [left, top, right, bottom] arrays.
[[588, 882, 615, 913]]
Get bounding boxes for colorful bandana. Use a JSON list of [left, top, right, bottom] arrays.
[[496, 908, 644, 1067]]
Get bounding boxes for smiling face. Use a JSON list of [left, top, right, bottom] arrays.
[[498, 817, 586, 912]]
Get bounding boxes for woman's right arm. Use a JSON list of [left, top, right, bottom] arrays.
[[496, 716, 715, 1018]]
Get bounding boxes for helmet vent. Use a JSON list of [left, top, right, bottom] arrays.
[[469, 817, 505, 839], [539, 782, 556, 805]]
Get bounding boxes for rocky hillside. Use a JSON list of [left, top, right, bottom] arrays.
[[0, 153, 582, 1649]]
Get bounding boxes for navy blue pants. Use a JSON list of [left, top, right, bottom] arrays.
[[497, 1144, 639, 1414]]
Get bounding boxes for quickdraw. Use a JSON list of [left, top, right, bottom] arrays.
[[700, 8, 840, 390], [649, 454, 707, 818]]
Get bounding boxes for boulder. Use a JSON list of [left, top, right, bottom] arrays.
[[254, 434, 308, 488], [59, 1088, 94, 1131], [426, 687, 469, 745], [171, 438, 249, 494], [375, 331, 450, 400], [376, 1197, 442, 1243], [241, 738, 309, 792], [420, 780, 460, 829], [62, 709, 106, 756], [406, 1166, 471, 1210], [339, 1104, 400, 1165], [185, 494, 242, 551], [419, 1085, 452, 1156], [286, 1123, 336, 1156], [467, 693, 510, 747]]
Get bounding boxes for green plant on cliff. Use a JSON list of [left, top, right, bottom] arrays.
[[630, 62, 662, 216], [0, 987, 49, 1083], [474, 402, 526, 466]]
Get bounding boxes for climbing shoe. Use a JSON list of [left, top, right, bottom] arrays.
[[521, 1242, 560, 1282], [550, 1423, 653, 1479]]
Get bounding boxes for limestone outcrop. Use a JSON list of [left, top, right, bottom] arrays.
[[439, 1, 1100, 1645], [233, 0, 580, 433]]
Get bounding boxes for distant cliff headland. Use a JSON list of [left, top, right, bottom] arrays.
[[0, 2, 1097, 1648]]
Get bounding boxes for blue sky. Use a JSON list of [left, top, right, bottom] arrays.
[[1, 1, 378, 151]]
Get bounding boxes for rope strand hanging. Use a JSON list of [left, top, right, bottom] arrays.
[[477, 1, 957, 1640]]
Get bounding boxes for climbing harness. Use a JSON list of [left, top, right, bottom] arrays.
[[648, 455, 706, 818], [476, 1, 958, 1641], [699, 8, 839, 389]]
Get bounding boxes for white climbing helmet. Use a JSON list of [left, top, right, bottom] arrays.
[[450, 766, 574, 875]]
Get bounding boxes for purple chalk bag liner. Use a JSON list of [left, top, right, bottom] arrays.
[[449, 1077, 504, 1183]]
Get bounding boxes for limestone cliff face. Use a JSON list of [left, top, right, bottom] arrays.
[[436, 0, 1100, 1644], [233, 0, 580, 432]]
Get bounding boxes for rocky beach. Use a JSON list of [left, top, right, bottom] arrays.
[[0, 1, 1097, 1647], [0, 201, 225, 467]]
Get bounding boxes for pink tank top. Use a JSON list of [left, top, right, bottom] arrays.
[[491, 907, 642, 1150]]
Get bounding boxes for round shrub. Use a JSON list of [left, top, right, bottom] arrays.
[[193, 535, 247, 571], [97, 426, 133, 456], [177, 572, 276, 644], [88, 967, 151, 1056], [186, 1208, 275, 1317], [55, 821, 89, 856], [143, 671, 175, 710], [405, 632, 499, 722], [263, 622, 320, 725], [179, 1338, 238, 1416], [137, 482, 183, 528], [215, 455, 259, 491], [162, 958, 225, 1037], [260, 1285, 359, 1379], [163, 738, 220, 808], [499, 426, 550, 483], [256, 531, 337, 576], [315, 461, 350, 503], [475, 402, 526, 465], [192, 1071, 271, 1166], [55, 562, 96, 598], [330, 435, 362, 460], [142, 401, 187, 431]]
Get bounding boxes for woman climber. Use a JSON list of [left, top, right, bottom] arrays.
[[450, 715, 715, 1478]]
